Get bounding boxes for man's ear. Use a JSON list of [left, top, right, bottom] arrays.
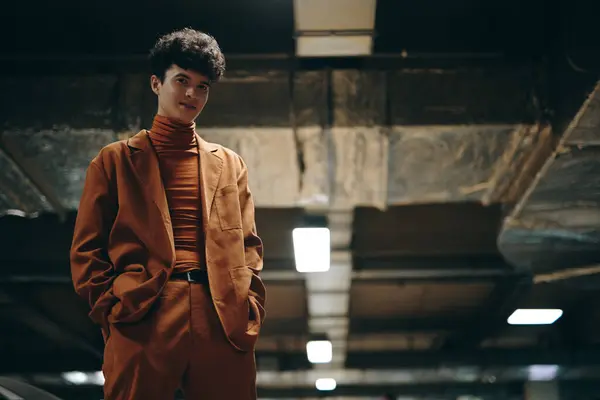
[[150, 75, 161, 95]]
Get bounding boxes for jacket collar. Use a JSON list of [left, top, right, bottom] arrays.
[[127, 130, 220, 154]]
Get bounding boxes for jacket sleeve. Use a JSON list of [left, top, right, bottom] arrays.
[[70, 159, 118, 326], [236, 155, 266, 323]]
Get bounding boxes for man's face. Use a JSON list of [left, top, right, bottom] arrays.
[[150, 64, 210, 124]]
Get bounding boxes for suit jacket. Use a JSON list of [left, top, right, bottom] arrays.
[[70, 130, 266, 352]]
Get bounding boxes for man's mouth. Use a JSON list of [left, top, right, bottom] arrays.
[[180, 103, 197, 110]]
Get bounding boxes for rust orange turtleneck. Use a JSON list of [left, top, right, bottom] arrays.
[[148, 114, 205, 273]]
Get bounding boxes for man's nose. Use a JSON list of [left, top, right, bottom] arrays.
[[186, 88, 197, 98]]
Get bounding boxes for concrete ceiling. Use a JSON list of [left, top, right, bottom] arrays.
[[1, 0, 600, 399]]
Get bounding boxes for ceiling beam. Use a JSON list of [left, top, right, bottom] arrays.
[[0, 288, 102, 359], [32, 381, 524, 399], [0, 259, 518, 285], [0, 135, 67, 220], [345, 347, 600, 369], [0, 53, 532, 75], [440, 273, 533, 349], [25, 379, 600, 400], [481, 123, 555, 205], [7, 346, 600, 375], [0, 143, 53, 216], [1, 308, 101, 361], [262, 265, 518, 283], [348, 316, 464, 334], [0, 67, 540, 217], [499, 80, 600, 273], [304, 211, 354, 370]]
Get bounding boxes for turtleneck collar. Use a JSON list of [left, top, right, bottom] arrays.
[[148, 114, 197, 148]]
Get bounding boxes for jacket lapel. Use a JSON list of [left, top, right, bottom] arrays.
[[127, 130, 175, 256], [196, 134, 223, 231], [126, 130, 222, 256]]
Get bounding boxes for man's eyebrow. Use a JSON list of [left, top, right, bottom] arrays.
[[174, 72, 210, 86], [173, 72, 191, 79]]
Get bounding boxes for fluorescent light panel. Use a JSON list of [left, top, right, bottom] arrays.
[[507, 309, 563, 325], [306, 340, 333, 363], [296, 35, 372, 57], [62, 371, 105, 385], [292, 227, 330, 272], [528, 365, 559, 381], [315, 378, 337, 391], [293, 0, 377, 31]]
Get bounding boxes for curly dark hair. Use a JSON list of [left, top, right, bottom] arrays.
[[149, 28, 226, 83]]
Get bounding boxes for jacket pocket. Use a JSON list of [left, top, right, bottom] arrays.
[[215, 184, 243, 230], [228, 265, 251, 305]]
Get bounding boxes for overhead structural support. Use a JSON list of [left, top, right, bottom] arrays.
[[31, 381, 524, 400], [304, 211, 353, 370], [0, 135, 66, 220], [345, 347, 600, 369], [498, 80, 600, 272], [293, 0, 377, 57], [440, 273, 533, 349], [0, 289, 101, 359], [2, 256, 518, 285], [262, 263, 519, 283], [0, 141, 54, 217]]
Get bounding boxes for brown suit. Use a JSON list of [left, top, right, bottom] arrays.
[[70, 130, 266, 399]]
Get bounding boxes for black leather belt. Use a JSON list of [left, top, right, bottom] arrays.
[[171, 269, 208, 284]]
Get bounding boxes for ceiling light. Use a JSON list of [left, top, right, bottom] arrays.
[[296, 34, 372, 57], [61, 371, 105, 385], [61, 371, 88, 385], [306, 339, 332, 363], [292, 227, 330, 272], [315, 378, 337, 391], [528, 365, 559, 381], [507, 309, 563, 325], [293, 0, 377, 31]]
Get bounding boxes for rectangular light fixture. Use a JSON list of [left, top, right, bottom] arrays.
[[306, 339, 333, 363], [293, 0, 377, 31], [315, 377, 337, 391], [296, 35, 372, 57], [507, 309, 563, 325], [61, 371, 105, 385], [292, 227, 330, 272], [528, 365, 559, 381]]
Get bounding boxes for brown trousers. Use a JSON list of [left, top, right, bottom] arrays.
[[102, 280, 257, 400]]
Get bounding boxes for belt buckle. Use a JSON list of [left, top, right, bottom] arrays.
[[186, 271, 193, 282]]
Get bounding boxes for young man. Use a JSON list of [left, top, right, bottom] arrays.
[[70, 28, 266, 400]]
